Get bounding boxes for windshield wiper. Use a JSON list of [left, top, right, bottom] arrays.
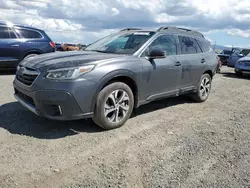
[[86, 50, 113, 54]]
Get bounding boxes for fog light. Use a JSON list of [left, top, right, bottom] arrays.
[[46, 105, 63, 116]]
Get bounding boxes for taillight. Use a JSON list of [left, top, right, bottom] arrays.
[[50, 41, 56, 48], [218, 57, 222, 65]]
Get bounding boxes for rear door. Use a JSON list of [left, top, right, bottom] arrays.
[[0, 26, 21, 68], [197, 39, 217, 75], [14, 27, 48, 58], [177, 35, 205, 90]]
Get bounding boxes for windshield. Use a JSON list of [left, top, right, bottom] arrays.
[[85, 31, 155, 54], [221, 50, 231, 55], [240, 49, 250, 56]]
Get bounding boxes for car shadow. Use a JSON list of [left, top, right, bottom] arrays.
[[0, 70, 16, 75], [0, 96, 192, 139], [0, 102, 104, 139], [221, 72, 250, 80]]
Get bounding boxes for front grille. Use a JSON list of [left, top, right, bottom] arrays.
[[16, 66, 39, 86], [15, 89, 35, 107]]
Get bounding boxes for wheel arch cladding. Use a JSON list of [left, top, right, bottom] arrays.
[[23, 50, 42, 59], [204, 69, 213, 79], [91, 70, 139, 112]]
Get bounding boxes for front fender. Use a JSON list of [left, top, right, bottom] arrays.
[[90, 69, 139, 112]]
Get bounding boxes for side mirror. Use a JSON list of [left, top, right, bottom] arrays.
[[148, 48, 167, 59], [238, 53, 244, 57]]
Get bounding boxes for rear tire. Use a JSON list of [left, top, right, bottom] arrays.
[[192, 73, 212, 102], [92, 82, 134, 130], [235, 71, 242, 77]]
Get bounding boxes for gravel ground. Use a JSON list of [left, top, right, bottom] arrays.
[[0, 67, 249, 188]]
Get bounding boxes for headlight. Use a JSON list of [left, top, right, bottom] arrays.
[[46, 65, 94, 80]]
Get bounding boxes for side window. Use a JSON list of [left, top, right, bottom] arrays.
[[14, 28, 42, 39], [179, 36, 202, 54], [145, 35, 177, 56], [233, 49, 241, 55], [198, 40, 211, 52], [0, 27, 17, 39]]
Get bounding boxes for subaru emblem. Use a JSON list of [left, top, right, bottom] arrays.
[[19, 67, 25, 74]]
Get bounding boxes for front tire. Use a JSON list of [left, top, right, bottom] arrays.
[[192, 73, 212, 102], [92, 82, 134, 130]]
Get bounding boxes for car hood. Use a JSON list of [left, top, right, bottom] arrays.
[[20, 51, 126, 70], [218, 54, 230, 57], [238, 56, 250, 61]]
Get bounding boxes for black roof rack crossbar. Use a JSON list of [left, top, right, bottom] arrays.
[[157, 26, 204, 38], [120, 28, 142, 32], [157, 26, 178, 32], [178, 27, 192, 32]]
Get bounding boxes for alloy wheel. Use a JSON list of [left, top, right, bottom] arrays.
[[104, 89, 130, 123], [200, 77, 210, 98]]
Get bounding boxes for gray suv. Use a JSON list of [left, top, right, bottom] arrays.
[[13, 26, 217, 129]]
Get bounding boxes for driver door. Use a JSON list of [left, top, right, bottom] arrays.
[[140, 34, 181, 101], [228, 49, 243, 67]]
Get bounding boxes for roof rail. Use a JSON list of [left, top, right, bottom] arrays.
[[120, 28, 142, 32], [0, 20, 12, 25], [157, 26, 204, 38], [0, 20, 37, 29]]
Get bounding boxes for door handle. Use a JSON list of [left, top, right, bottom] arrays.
[[175, 61, 182, 66], [11, 44, 19, 47], [201, 58, 206, 63]]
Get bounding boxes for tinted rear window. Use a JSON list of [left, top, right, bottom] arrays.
[[14, 28, 43, 39], [0, 26, 16, 39], [179, 36, 202, 54], [198, 40, 211, 52], [222, 50, 231, 54]]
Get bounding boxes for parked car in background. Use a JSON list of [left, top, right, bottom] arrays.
[[78, 44, 87, 50], [13, 26, 217, 130], [227, 48, 250, 67], [0, 21, 55, 70], [55, 43, 63, 51], [217, 49, 231, 65], [55, 43, 86, 51], [235, 53, 250, 77], [61, 43, 80, 51]]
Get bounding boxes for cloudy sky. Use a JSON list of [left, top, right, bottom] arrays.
[[1, 0, 250, 48]]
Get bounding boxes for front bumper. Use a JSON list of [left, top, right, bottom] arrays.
[[13, 78, 96, 120]]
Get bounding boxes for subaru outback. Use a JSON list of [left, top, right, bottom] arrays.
[[13, 26, 217, 129], [0, 21, 55, 70]]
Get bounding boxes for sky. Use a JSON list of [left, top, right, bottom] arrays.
[[1, 0, 250, 48]]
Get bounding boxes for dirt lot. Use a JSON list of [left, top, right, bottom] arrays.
[[0, 67, 249, 188]]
